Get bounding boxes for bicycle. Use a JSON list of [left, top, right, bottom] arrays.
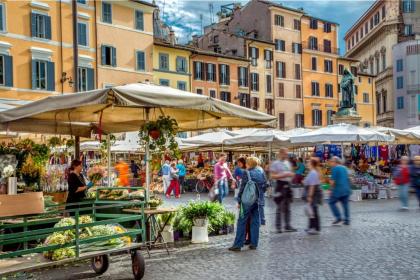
[[195, 174, 214, 193]]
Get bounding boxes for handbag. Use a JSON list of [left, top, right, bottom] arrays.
[[208, 180, 220, 202]]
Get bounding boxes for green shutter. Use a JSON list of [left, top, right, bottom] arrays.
[[87, 68, 94, 90], [0, 5, 3, 31], [101, 45, 106, 65], [111, 47, 116, 67], [46, 61, 55, 91], [45, 15, 52, 40], [137, 51, 145, 71], [31, 60, 37, 89], [31, 13, 37, 37], [226, 65, 230, 85], [136, 10, 144, 31], [4, 55, 13, 87]]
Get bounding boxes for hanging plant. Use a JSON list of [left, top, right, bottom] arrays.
[[139, 116, 179, 156], [66, 139, 75, 148], [48, 137, 62, 148]]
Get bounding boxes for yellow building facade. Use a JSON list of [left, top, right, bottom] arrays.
[[0, 0, 95, 101], [152, 40, 191, 91]]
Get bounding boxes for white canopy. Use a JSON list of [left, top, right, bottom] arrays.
[[181, 130, 237, 146], [223, 128, 288, 146], [290, 123, 394, 144], [372, 126, 418, 144], [0, 83, 276, 137]]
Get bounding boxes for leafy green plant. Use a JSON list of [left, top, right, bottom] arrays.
[[48, 137, 62, 147]]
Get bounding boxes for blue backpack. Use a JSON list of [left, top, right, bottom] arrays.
[[241, 171, 258, 207]]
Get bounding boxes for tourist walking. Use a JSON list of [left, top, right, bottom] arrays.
[[303, 158, 322, 234], [214, 153, 235, 204], [229, 157, 267, 251], [293, 157, 306, 185], [393, 156, 411, 210], [328, 157, 352, 225], [410, 156, 420, 208], [166, 162, 180, 198], [270, 148, 297, 233], [115, 158, 129, 187], [233, 157, 246, 198], [160, 160, 171, 194], [176, 159, 186, 193]]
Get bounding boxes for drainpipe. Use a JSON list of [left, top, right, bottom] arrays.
[[72, 0, 80, 158], [59, 0, 64, 94], [94, 0, 98, 89]]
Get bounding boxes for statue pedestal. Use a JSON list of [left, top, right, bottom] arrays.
[[332, 108, 362, 126]]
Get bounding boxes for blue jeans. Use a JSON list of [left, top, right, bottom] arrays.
[[329, 195, 350, 223], [233, 203, 260, 248], [258, 204, 266, 225], [218, 179, 229, 203], [398, 184, 409, 208]]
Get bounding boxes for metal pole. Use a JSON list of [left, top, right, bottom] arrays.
[[268, 142, 272, 161], [72, 0, 78, 91], [107, 134, 111, 187], [376, 141, 379, 162], [145, 108, 150, 202], [341, 142, 344, 161]]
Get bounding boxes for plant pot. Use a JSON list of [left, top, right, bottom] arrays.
[[162, 227, 174, 243], [191, 226, 208, 243], [148, 129, 161, 140], [193, 218, 208, 227]]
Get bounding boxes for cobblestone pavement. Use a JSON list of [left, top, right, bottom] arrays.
[[9, 194, 420, 280]]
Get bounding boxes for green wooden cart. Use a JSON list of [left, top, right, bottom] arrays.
[[0, 187, 147, 279]]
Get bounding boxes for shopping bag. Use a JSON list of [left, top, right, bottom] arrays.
[[304, 203, 314, 218], [208, 182, 219, 202]]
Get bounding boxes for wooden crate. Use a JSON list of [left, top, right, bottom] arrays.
[[0, 192, 44, 217]]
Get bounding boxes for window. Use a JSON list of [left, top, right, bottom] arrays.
[[0, 3, 5, 32], [396, 59, 403, 72], [325, 83, 333, 98], [382, 5, 386, 19], [295, 114, 304, 128], [295, 84, 301, 99], [101, 45, 116, 66], [374, 12, 380, 25], [77, 22, 88, 46], [324, 22, 331, 33], [77, 0, 86, 3], [376, 94, 381, 114], [311, 57, 317, 71], [312, 109, 322, 126], [159, 53, 169, 70], [264, 50, 273, 69], [370, 60, 374, 75], [251, 73, 259, 91], [309, 36, 318, 50], [397, 96, 404, 109], [327, 110, 334, 125], [279, 113, 285, 130], [404, 24, 413, 35], [251, 97, 259, 111], [324, 60, 333, 73], [276, 61, 286, 78], [310, 18, 318, 29], [239, 93, 250, 108], [194, 62, 205, 80], [266, 75, 272, 93], [347, 40, 351, 51], [397, 76, 404, 89], [338, 64, 344, 75], [196, 88, 203, 95], [238, 66, 248, 87], [219, 64, 230, 85], [220, 91, 231, 102], [352, 36, 355, 47], [365, 22, 368, 34], [209, 90, 216, 98], [249, 47, 259, 66], [356, 32, 359, 43], [265, 99, 274, 115], [174, 81, 185, 91], [102, 2, 112, 23], [0, 55, 13, 87], [176, 56, 187, 73], [212, 35, 219, 44], [294, 64, 301, 80], [206, 63, 216, 82], [381, 52, 386, 71], [292, 43, 302, 54], [32, 59, 54, 91], [351, 66, 358, 76], [136, 51, 145, 71], [159, 79, 169, 86], [293, 19, 301, 30], [274, 15, 284, 27], [77, 67, 94, 91], [323, 39, 331, 53], [383, 93, 387, 113], [311, 81, 320, 96], [338, 83, 341, 93], [363, 93, 369, 103], [275, 39, 285, 51], [31, 12, 51, 39], [360, 27, 364, 38], [403, 0, 415, 13], [278, 83, 284, 97], [370, 17, 373, 29], [135, 10, 144, 31], [368, 78, 371, 84]]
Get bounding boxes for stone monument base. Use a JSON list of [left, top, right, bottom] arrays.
[[332, 107, 362, 126]]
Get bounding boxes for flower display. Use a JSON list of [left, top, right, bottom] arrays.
[[87, 165, 106, 184], [2, 165, 15, 178]]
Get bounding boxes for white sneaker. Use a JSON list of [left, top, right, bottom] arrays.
[[306, 229, 320, 235]]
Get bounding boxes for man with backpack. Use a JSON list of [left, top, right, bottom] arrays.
[[160, 160, 171, 194], [229, 157, 267, 251], [270, 148, 297, 233]]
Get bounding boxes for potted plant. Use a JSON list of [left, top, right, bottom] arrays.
[[158, 213, 175, 243]]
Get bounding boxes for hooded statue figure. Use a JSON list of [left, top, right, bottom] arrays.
[[340, 69, 356, 109]]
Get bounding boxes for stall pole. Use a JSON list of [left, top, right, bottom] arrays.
[[376, 141, 379, 162], [75, 136, 80, 160], [268, 142, 272, 161], [341, 142, 344, 161], [107, 134, 111, 187], [145, 108, 150, 202]]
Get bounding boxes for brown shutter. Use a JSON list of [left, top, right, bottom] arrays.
[[278, 83, 284, 97], [295, 84, 301, 98], [279, 113, 285, 130]]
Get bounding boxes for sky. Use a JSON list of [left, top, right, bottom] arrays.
[[154, 0, 375, 55]]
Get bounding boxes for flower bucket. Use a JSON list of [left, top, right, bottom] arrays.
[[191, 226, 208, 243], [193, 218, 208, 227], [7, 177, 17, 195], [148, 129, 161, 140]]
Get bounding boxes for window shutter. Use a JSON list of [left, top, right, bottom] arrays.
[[138, 51, 145, 71], [295, 84, 301, 98], [111, 47, 116, 67], [282, 62, 286, 78], [226, 65, 230, 85], [101, 45, 106, 65], [45, 15, 52, 40], [237, 66, 241, 85], [319, 111, 323, 126], [279, 113, 285, 130], [312, 110, 315, 126], [311, 82, 315, 96], [201, 62, 206, 81], [255, 48, 259, 59], [46, 61, 55, 91], [4, 55, 13, 87], [87, 68, 94, 90], [136, 10, 144, 30], [278, 83, 284, 97], [276, 61, 279, 78], [218, 64, 222, 84], [256, 73, 259, 91], [31, 13, 37, 37], [193, 62, 197, 79], [31, 60, 36, 89], [244, 68, 248, 87]]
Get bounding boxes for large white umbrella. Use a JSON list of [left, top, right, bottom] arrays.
[[181, 130, 237, 146]]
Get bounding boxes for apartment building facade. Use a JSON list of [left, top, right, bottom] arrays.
[[393, 39, 420, 129], [301, 15, 340, 127], [0, 0, 96, 101], [97, 0, 155, 89]]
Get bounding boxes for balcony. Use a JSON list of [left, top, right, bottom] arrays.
[[302, 41, 340, 55]]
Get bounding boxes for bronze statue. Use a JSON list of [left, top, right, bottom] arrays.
[[340, 68, 356, 110]]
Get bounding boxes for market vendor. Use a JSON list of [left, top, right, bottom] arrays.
[[66, 159, 93, 207]]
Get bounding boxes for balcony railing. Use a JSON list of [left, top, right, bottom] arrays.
[[302, 41, 340, 55]]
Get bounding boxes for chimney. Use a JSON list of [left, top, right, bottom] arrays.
[[169, 28, 176, 46], [192, 35, 199, 47]]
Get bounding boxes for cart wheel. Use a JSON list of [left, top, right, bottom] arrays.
[[131, 250, 145, 280], [195, 180, 206, 193], [91, 255, 110, 275]]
